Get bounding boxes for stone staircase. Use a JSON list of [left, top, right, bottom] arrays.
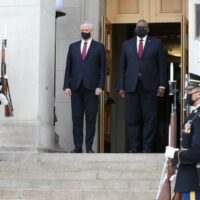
[[0, 153, 165, 200]]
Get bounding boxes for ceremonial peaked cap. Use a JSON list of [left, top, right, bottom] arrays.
[[186, 73, 200, 89]]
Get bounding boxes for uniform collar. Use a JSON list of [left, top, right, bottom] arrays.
[[193, 104, 200, 114]]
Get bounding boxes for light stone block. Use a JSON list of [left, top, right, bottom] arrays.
[[0, 6, 40, 120], [38, 6, 55, 124], [41, 0, 55, 15], [0, 121, 38, 151], [0, 0, 56, 151], [63, 0, 81, 8], [0, 0, 40, 6], [56, 70, 68, 103], [0, 120, 54, 151], [56, 7, 81, 39], [55, 39, 68, 72]]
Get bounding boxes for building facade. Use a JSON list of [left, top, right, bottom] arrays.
[[0, 0, 199, 153]]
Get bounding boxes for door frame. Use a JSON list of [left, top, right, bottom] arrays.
[[99, 16, 112, 152]]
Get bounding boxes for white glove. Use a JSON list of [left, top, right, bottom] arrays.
[[164, 146, 179, 159], [170, 173, 177, 182], [0, 93, 8, 105]]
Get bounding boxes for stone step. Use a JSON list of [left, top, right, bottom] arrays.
[[0, 154, 164, 181], [0, 168, 161, 180], [0, 179, 160, 190], [0, 153, 164, 168], [0, 162, 163, 174], [0, 189, 157, 200], [0, 152, 164, 162], [0, 153, 165, 200]]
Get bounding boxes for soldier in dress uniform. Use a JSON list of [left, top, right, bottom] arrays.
[[165, 73, 200, 200]]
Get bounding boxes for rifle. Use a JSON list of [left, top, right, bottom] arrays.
[[156, 74, 180, 200], [0, 39, 13, 117]]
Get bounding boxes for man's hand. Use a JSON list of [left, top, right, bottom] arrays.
[[118, 89, 125, 98], [95, 88, 103, 96], [64, 88, 71, 96], [164, 146, 179, 159], [157, 87, 165, 97]]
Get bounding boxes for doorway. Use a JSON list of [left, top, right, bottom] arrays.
[[100, 22, 183, 153]]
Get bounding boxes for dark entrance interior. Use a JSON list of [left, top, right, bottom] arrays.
[[105, 23, 181, 153]]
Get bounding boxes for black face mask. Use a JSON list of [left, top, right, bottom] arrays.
[[186, 94, 194, 106], [135, 27, 147, 38], [185, 91, 199, 106], [81, 32, 91, 40]]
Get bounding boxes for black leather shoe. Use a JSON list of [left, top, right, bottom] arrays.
[[87, 149, 94, 153], [70, 149, 82, 153], [142, 149, 152, 153], [128, 149, 138, 153]]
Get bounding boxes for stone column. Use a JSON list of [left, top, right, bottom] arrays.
[[0, 0, 56, 152]]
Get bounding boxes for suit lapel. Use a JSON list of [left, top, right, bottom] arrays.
[[142, 36, 152, 58], [132, 38, 138, 57], [84, 40, 94, 60], [76, 41, 82, 60]]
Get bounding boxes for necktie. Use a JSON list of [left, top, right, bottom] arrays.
[[81, 42, 87, 60], [138, 39, 143, 58]]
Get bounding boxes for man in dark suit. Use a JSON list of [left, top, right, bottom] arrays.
[[165, 73, 200, 200], [118, 19, 167, 153], [63, 21, 106, 153]]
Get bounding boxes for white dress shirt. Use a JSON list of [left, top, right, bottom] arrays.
[[136, 35, 147, 51], [81, 38, 92, 54]]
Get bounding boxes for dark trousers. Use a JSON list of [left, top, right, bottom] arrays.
[[125, 80, 158, 152], [71, 83, 98, 152]]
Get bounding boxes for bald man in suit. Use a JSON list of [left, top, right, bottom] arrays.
[[118, 19, 167, 153]]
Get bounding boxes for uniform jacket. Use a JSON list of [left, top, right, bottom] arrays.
[[63, 40, 106, 91], [173, 106, 200, 192], [118, 36, 167, 92]]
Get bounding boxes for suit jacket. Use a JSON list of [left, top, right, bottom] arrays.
[[63, 40, 106, 91], [118, 36, 167, 92], [173, 106, 200, 192]]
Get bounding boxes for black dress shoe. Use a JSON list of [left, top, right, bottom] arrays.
[[70, 149, 82, 153], [128, 149, 138, 153], [142, 149, 152, 153], [87, 149, 94, 153]]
